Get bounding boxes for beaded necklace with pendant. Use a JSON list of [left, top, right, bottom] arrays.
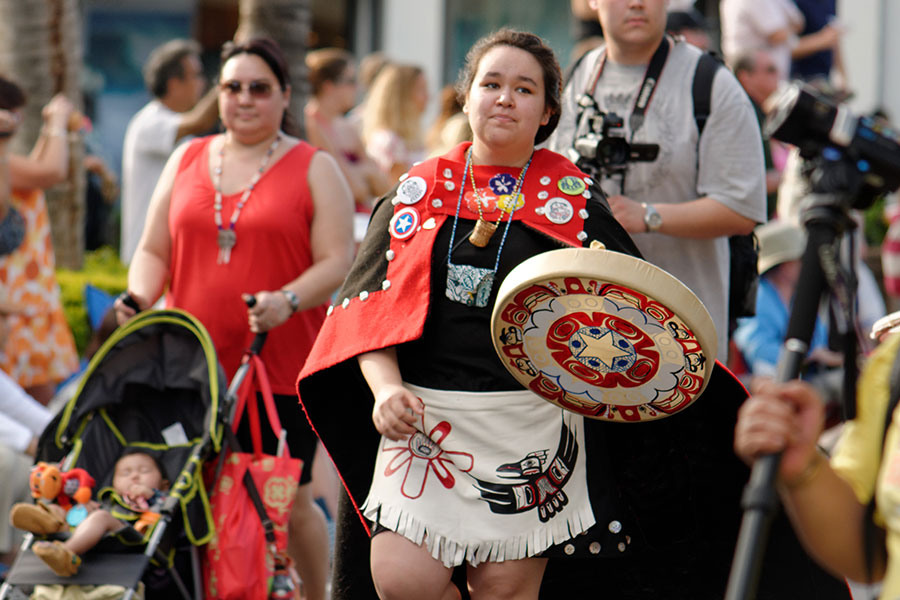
[[213, 133, 282, 264], [444, 147, 533, 308], [466, 147, 531, 248]]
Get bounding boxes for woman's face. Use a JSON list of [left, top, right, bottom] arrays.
[[218, 53, 289, 139], [411, 73, 429, 115], [334, 64, 358, 113], [464, 45, 550, 154]]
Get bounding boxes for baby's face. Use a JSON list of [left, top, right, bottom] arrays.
[[113, 453, 165, 494]]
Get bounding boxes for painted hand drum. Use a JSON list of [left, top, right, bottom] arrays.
[[491, 243, 717, 422]]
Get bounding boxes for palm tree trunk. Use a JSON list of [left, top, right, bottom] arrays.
[[0, 0, 85, 269], [236, 0, 312, 137]]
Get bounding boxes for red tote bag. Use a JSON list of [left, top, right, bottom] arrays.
[[204, 354, 303, 600]]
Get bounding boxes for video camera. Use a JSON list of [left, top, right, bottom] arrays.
[[573, 95, 659, 177], [766, 82, 900, 205]]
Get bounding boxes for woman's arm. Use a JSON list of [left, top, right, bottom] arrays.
[[115, 143, 189, 323], [246, 149, 355, 332], [9, 94, 74, 190], [357, 347, 424, 440], [387, 161, 410, 183]]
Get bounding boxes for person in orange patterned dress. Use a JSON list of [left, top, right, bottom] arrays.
[[0, 76, 79, 405]]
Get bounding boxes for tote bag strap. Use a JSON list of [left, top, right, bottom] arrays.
[[236, 356, 289, 559], [249, 354, 289, 456], [235, 354, 292, 459]]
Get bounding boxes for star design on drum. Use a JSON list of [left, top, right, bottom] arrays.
[[568, 327, 636, 373]]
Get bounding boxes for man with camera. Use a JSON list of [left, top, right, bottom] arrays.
[[547, 0, 767, 356]]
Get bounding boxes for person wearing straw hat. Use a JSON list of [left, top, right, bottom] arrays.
[[733, 220, 842, 399]]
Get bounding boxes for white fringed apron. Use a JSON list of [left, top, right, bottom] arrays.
[[362, 384, 595, 567]]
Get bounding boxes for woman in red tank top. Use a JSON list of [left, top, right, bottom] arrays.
[[113, 38, 354, 600]]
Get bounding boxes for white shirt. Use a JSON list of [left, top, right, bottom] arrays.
[[120, 99, 183, 264], [720, 0, 804, 79]]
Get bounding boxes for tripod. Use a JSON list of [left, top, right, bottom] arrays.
[[725, 156, 870, 600]]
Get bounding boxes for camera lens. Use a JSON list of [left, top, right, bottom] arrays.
[[599, 138, 629, 166]]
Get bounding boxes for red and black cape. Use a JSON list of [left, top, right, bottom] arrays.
[[297, 144, 849, 599]]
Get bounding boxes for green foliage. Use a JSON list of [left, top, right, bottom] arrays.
[[864, 195, 888, 247], [56, 246, 127, 356]]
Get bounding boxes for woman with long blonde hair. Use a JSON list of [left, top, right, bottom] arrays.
[[362, 63, 428, 181]]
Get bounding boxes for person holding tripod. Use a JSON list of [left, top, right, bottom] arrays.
[[733, 341, 895, 593], [731, 75, 900, 598]]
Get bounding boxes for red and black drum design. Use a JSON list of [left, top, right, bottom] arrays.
[[491, 244, 717, 422]]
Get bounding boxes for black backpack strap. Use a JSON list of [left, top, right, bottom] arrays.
[[863, 341, 900, 579], [562, 46, 595, 92], [690, 51, 759, 327], [220, 424, 277, 548], [691, 51, 722, 137]]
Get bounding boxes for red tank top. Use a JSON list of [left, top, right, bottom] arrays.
[[167, 136, 326, 394]]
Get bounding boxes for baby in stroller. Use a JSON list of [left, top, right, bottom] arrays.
[[9, 449, 169, 577]]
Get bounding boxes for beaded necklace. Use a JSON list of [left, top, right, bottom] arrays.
[[466, 148, 531, 247], [445, 147, 533, 307], [213, 133, 282, 264]]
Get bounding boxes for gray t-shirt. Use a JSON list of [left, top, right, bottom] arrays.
[[547, 40, 767, 356]]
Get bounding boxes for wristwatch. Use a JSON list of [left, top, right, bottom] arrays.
[[641, 202, 662, 233], [281, 289, 300, 314]]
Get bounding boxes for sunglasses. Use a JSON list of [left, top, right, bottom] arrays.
[[219, 80, 275, 98]]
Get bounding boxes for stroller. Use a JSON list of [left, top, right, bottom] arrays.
[[0, 309, 227, 600]]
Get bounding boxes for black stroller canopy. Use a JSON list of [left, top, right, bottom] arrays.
[[55, 309, 224, 451], [45, 310, 226, 501]]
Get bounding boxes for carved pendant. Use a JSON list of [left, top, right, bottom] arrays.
[[217, 229, 237, 264], [468, 218, 497, 248]]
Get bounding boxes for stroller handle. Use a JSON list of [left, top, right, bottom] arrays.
[[224, 295, 267, 425], [119, 291, 141, 313], [244, 295, 267, 356]]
